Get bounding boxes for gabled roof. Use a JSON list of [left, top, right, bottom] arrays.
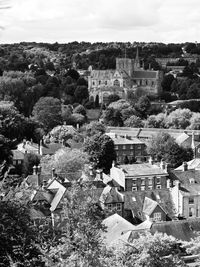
[[47, 179, 66, 212], [142, 197, 159, 216], [102, 213, 136, 246], [176, 133, 190, 145], [99, 185, 124, 205]]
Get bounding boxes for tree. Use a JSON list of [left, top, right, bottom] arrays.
[[161, 74, 174, 91], [107, 94, 120, 105], [108, 99, 131, 111], [124, 115, 144, 128], [86, 121, 106, 137], [73, 104, 87, 116], [165, 108, 192, 129], [103, 108, 123, 127], [65, 69, 80, 81], [41, 148, 89, 181], [48, 182, 106, 266], [74, 85, 89, 104], [0, 134, 16, 165], [135, 95, 151, 118], [118, 232, 186, 267], [0, 190, 46, 266], [145, 113, 167, 128], [32, 97, 62, 131], [147, 132, 193, 168], [22, 153, 41, 177], [188, 113, 200, 130], [83, 133, 116, 173]]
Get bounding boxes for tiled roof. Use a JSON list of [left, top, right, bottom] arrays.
[[133, 70, 158, 79], [12, 150, 24, 161], [120, 163, 167, 177], [102, 213, 136, 246]]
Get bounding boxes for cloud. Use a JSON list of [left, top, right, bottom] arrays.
[[0, 0, 200, 43]]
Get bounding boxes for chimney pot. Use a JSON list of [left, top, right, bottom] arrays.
[[183, 162, 188, 172], [33, 165, 37, 175]]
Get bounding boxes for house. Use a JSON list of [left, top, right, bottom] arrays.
[[170, 162, 200, 218], [106, 133, 147, 163], [110, 160, 170, 192], [142, 197, 168, 222]]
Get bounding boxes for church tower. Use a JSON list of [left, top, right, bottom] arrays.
[[134, 46, 140, 70]]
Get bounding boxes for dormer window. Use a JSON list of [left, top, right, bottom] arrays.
[[189, 178, 195, 184]]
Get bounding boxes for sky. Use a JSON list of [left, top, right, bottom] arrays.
[[0, 0, 200, 44]]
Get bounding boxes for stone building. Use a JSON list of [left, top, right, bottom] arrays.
[[88, 49, 163, 104]]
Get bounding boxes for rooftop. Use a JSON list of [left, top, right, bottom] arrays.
[[119, 163, 167, 177], [133, 70, 158, 79]]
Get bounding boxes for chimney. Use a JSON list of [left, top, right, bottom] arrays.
[[166, 179, 171, 189], [149, 156, 154, 165], [33, 165, 37, 175], [165, 163, 170, 173], [112, 161, 115, 168], [160, 159, 165, 170], [96, 169, 103, 180], [89, 165, 94, 176], [42, 180, 48, 189], [52, 168, 55, 178], [183, 162, 188, 172]]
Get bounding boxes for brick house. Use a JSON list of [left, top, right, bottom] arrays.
[[106, 133, 147, 163]]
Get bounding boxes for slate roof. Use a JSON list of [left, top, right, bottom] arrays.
[[106, 133, 144, 145], [120, 163, 167, 177], [102, 213, 136, 246], [133, 70, 158, 79], [99, 185, 124, 206], [176, 133, 190, 146], [171, 169, 200, 184], [123, 190, 176, 221]]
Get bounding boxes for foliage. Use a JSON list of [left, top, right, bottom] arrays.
[[32, 97, 62, 131], [147, 132, 193, 167], [86, 121, 106, 137], [107, 94, 120, 105], [41, 148, 89, 181], [161, 74, 174, 91], [0, 134, 16, 164], [145, 113, 167, 128], [135, 95, 151, 118], [117, 232, 186, 267], [22, 153, 41, 177], [165, 108, 192, 129], [48, 182, 107, 266], [74, 85, 89, 104], [102, 108, 123, 127], [124, 115, 144, 128], [73, 104, 87, 116], [0, 191, 46, 267], [83, 133, 116, 173]]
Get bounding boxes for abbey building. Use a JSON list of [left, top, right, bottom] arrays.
[[88, 50, 163, 104]]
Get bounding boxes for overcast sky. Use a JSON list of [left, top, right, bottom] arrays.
[[0, 0, 200, 44]]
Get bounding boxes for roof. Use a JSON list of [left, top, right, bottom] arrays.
[[119, 163, 167, 177], [99, 185, 124, 206], [90, 69, 116, 79], [106, 133, 144, 145], [176, 133, 190, 145], [124, 190, 176, 221], [12, 150, 24, 161], [102, 213, 136, 246], [179, 184, 200, 196], [41, 143, 63, 155], [133, 70, 158, 79], [29, 208, 46, 219], [171, 169, 200, 184], [150, 218, 200, 241], [175, 158, 200, 170], [142, 197, 159, 216], [47, 179, 66, 212]]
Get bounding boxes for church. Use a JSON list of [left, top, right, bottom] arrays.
[[88, 49, 163, 104]]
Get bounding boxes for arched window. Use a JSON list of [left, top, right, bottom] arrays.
[[113, 79, 120, 87]]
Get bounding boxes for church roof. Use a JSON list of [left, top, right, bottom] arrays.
[[133, 70, 158, 79]]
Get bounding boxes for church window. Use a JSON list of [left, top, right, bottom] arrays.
[[113, 79, 120, 87]]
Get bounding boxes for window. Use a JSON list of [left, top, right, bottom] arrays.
[[153, 212, 161, 222], [107, 204, 112, 210], [132, 187, 137, 191], [190, 178, 195, 184], [116, 203, 121, 211], [137, 145, 142, 150], [105, 81, 107, 85], [92, 81, 95, 85], [130, 145, 133, 149], [132, 179, 137, 185], [149, 178, 153, 185], [123, 145, 126, 150], [157, 177, 161, 184], [189, 197, 194, 204], [189, 207, 194, 217], [148, 185, 153, 190], [141, 186, 145, 191], [99, 80, 101, 85], [156, 185, 161, 189], [141, 178, 145, 185], [113, 79, 120, 87], [115, 145, 118, 150]]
